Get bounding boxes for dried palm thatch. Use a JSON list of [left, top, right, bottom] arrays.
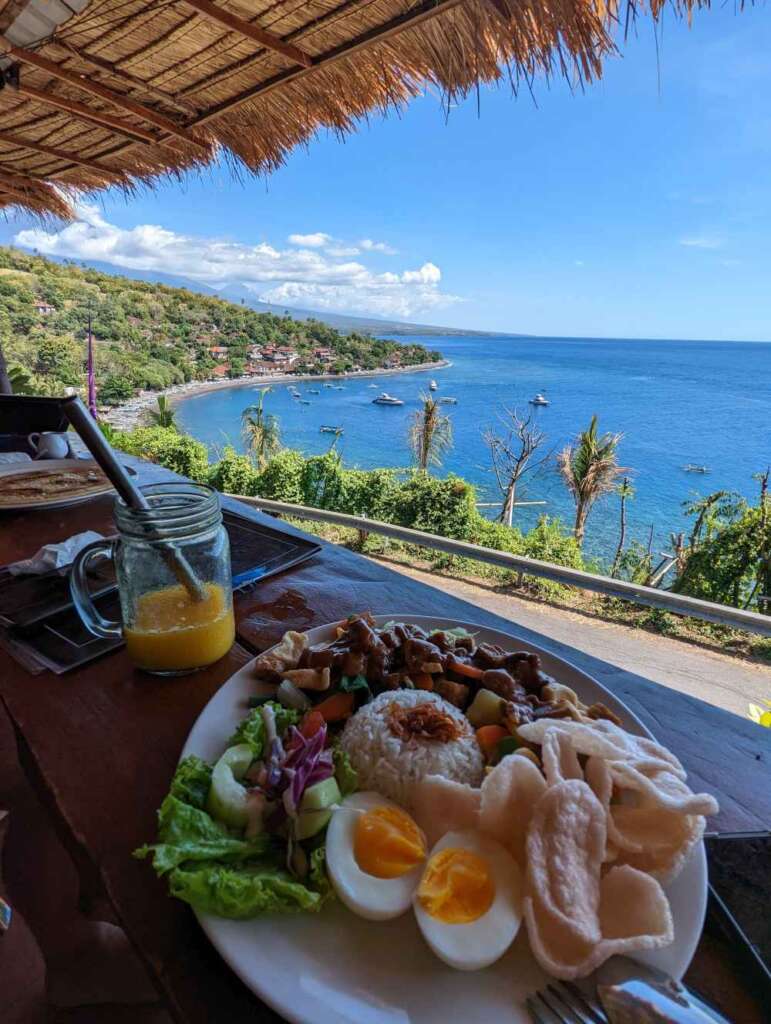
[[0, 0, 714, 219]]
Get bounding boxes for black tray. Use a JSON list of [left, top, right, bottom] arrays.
[[1, 507, 320, 673]]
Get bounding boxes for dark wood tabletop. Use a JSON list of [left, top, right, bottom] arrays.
[[1, 457, 769, 1023]]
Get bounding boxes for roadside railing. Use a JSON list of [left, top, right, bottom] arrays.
[[227, 494, 771, 637]]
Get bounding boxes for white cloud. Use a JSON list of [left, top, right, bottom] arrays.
[[574, 260, 585, 267], [325, 245, 360, 257], [679, 236, 722, 250], [287, 232, 331, 247], [360, 238, 398, 255], [15, 204, 459, 319]]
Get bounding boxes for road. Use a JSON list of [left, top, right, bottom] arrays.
[[378, 561, 771, 721]]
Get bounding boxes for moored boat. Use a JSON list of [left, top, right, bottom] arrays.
[[372, 393, 404, 406], [429, 379, 438, 391], [529, 393, 549, 406], [320, 425, 343, 434], [683, 464, 710, 473], [439, 396, 458, 405]]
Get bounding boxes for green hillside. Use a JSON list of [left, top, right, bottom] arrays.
[[0, 247, 442, 404]]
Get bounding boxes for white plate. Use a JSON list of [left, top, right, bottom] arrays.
[[181, 615, 707, 1024], [0, 458, 118, 511]]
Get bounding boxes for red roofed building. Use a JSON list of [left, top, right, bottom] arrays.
[[209, 346, 229, 361]]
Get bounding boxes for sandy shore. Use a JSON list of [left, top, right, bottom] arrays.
[[105, 360, 450, 431]]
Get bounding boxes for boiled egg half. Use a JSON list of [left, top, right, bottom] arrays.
[[413, 829, 523, 970], [326, 792, 427, 920]]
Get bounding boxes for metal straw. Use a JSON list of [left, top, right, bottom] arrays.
[[62, 396, 207, 602]]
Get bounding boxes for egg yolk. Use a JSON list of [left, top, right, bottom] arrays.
[[354, 806, 427, 879], [417, 848, 494, 924]]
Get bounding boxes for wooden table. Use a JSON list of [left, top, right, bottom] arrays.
[[1, 459, 769, 1022]]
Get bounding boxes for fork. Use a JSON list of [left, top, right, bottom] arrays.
[[526, 981, 608, 1024]]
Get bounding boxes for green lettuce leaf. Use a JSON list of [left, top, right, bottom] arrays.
[[167, 860, 324, 917], [135, 757, 270, 875], [308, 845, 333, 904], [168, 755, 212, 809], [228, 701, 299, 756], [333, 746, 358, 797]]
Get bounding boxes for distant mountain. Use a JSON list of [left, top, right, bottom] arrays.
[[215, 283, 501, 337], [36, 254, 502, 338]]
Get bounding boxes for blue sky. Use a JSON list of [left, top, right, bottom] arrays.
[[4, 4, 771, 340]]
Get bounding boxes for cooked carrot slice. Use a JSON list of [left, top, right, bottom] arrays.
[[476, 724, 508, 758], [412, 673, 434, 691], [449, 660, 484, 681], [315, 691, 355, 722], [299, 710, 325, 738]]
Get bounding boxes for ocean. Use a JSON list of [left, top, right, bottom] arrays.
[[176, 336, 771, 562]]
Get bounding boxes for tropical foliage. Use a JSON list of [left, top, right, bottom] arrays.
[[148, 395, 178, 429], [557, 415, 627, 546], [0, 247, 441, 404], [408, 393, 453, 472], [241, 390, 281, 469]]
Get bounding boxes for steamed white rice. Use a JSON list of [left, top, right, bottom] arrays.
[[339, 690, 484, 807]]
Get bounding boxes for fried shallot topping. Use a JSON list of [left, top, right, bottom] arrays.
[[388, 702, 463, 744]]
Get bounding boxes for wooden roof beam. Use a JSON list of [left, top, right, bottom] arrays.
[[0, 35, 210, 152], [181, 0, 313, 68], [55, 41, 199, 118], [0, 127, 125, 177], [0, 166, 50, 191], [194, 0, 463, 127], [15, 81, 160, 145]]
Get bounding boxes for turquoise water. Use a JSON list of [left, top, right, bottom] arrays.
[[176, 336, 771, 562]]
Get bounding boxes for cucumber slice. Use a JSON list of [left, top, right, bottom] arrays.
[[295, 807, 333, 840], [206, 743, 255, 828], [300, 776, 341, 813]]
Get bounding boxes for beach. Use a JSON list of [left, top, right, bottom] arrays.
[[105, 359, 450, 431]]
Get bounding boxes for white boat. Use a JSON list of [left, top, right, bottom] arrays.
[[439, 396, 458, 405], [529, 393, 549, 406], [372, 392, 404, 406], [429, 380, 438, 391], [683, 464, 710, 474], [308, 388, 320, 394], [368, 383, 378, 388], [320, 425, 343, 434]]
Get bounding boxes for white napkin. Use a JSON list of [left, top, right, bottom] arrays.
[[7, 531, 105, 575]]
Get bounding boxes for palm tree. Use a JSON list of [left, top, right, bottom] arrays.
[[557, 415, 627, 546], [241, 389, 281, 469], [610, 476, 635, 577], [408, 392, 453, 472], [149, 395, 177, 429]]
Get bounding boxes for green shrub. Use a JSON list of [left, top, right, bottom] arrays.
[[388, 472, 479, 540], [114, 426, 209, 481], [207, 446, 259, 495], [255, 449, 306, 504], [300, 452, 347, 510]]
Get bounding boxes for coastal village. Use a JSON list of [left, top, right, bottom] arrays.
[[0, 247, 443, 428]]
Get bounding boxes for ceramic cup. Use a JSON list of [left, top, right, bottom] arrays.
[[28, 431, 72, 460]]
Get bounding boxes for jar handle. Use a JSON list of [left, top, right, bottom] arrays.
[[69, 540, 123, 640]]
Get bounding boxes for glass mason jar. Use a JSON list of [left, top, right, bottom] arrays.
[[70, 483, 235, 675]]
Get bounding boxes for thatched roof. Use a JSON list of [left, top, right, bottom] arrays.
[[0, 0, 707, 219]]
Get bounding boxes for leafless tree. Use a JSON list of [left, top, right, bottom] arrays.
[[483, 408, 549, 527]]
